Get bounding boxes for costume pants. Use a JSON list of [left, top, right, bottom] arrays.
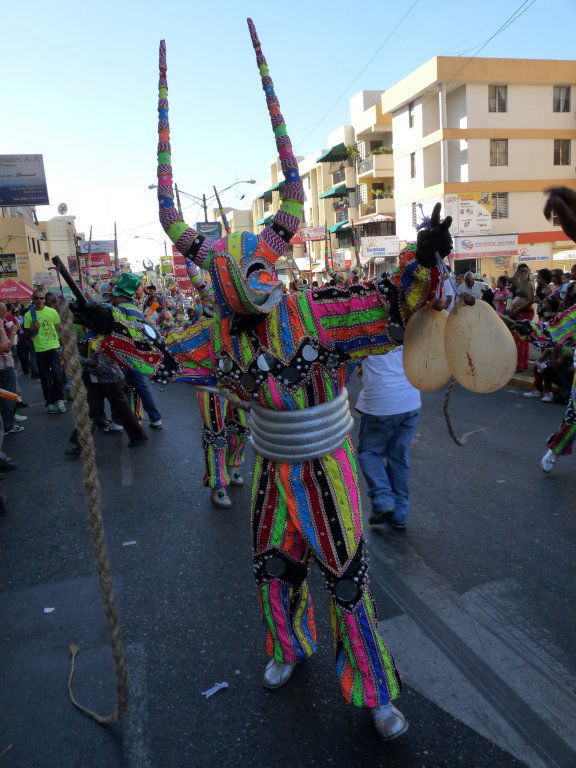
[[36, 348, 64, 405], [71, 382, 145, 444], [548, 373, 576, 457], [357, 409, 420, 526], [197, 391, 248, 488], [251, 436, 402, 709]]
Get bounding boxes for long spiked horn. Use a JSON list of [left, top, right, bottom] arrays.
[[157, 41, 213, 268], [214, 185, 231, 235], [247, 19, 304, 265]]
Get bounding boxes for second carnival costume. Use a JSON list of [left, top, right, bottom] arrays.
[[153, 19, 452, 739], [185, 261, 250, 505]]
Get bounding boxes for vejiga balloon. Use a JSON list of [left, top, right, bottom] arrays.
[[444, 300, 516, 393], [403, 306, 451, 391]]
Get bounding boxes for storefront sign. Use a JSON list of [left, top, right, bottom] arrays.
[[0, 254, 18, 278], [0, 154, 49, 206], [359, 236, 399, 266], [331, 249, 351, 269], [517, 243, 552, 262], [172, 246, 193, 294], [300, 226, 326, 242], [78, 240, 115, 254], [196, 222, 222, 240], [453, 234, 517, 260], [445, 193, 492, 236]]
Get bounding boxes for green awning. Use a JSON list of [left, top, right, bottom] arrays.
[[319, 183, 348, 199], [317, 142, 348, 163], [255, 213, 273, 226], [328, 221, 350, 233], [257, 181, 285, 199]]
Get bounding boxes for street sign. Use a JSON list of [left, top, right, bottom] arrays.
[[196, 222, 222, 240]]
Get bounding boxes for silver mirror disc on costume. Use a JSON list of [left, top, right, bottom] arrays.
[[282, 366, 299, 385], [219, 356, 234, 373], [264, 556, 287, 578], [302, 344, 318, 362], [141, 323, 158, 341], [334, 579, 359, 603], [241, 373, 257, 391], [256, 352, 276, 372]]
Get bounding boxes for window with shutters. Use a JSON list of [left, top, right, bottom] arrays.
[[553, 85, 570, 112], [491, 192, 509, 219], [553, 139, 571, 165], [489, 85, 507, 113], [490, 138, 508, 166]]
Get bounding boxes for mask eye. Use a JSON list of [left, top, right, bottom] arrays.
[[246, 262, 266, 277]]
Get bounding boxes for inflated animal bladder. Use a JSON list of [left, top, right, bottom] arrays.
[[444, 300, 516, 393], [403, 306, 451, 391]]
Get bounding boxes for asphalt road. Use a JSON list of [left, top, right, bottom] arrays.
[[0, 372, 574, 768]]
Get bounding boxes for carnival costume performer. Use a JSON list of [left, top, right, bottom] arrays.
[[155, 20, 452, 741], [186, 260, 250, 508]]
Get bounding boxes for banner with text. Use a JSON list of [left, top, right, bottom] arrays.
[[453, 234, 517, 260], [0, 154, 49, 206], [445, 193, 492, 236], [359, 236, 400, 265]]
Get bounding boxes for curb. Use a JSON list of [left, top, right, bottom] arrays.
[[507, 373, 533, 391]]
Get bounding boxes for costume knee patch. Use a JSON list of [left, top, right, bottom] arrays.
[[254, 550, 308, 588], [320, 541, 368, 609]]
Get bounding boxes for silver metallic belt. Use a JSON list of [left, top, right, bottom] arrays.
[[249, 389, 354, 462]]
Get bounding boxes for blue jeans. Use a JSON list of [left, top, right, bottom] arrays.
[[125, 368, 161, 422], [357, 409, 420, 526]]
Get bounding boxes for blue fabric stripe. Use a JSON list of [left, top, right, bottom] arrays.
[[357, 601, 389, 703], [289, 464, 318, 550], [337, 334, 391, 353], [279, 301, 293, 357]]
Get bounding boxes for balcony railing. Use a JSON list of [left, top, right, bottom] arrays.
[[332, 167, 346, 184], [364, 201, 376, 215], [358, 155, 374, 175]]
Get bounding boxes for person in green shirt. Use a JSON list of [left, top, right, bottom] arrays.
[[23, 290, 66, 413]]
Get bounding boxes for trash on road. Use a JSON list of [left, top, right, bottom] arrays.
[[201, 682, 228, 698], [122, 540, 137, 546], [43, 607, 55, 614]]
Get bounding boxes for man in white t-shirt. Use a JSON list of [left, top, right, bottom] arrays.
[[356, 347, 421, 530], [456, 272, 483, 301]]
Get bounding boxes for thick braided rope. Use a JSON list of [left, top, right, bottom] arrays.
[[59, 301, 128, 723], [443, 376, 464, 447]]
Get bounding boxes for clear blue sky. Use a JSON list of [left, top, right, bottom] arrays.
[[4, 0, 575, 267]]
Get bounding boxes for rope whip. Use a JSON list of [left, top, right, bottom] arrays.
[[59, 300, 128, 724]]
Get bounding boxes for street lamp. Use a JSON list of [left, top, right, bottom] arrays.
[[147, 179, 256, 222], [133, 235, 168, 259]]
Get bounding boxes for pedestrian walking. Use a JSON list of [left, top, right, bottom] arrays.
[[356, 347, 421, 530], [23, 290, 66, 413]]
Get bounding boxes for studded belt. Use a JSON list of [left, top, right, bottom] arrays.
[[250, 389, 354, 462]]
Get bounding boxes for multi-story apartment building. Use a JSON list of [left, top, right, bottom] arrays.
[[212, 206, 253, 235], [0, 206, 46, 286], [381, 56, 576, 277]]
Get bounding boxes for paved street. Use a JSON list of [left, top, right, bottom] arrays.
[[1, 373, 575, 768]]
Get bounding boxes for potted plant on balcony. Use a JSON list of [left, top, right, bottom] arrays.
[[372, 188, 385, 199], [346, 145, 359, 163], [372, 146, 393, 155]]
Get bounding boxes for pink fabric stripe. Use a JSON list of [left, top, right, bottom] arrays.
[[267, 377, 284, 409], [269, 581, 297, 663], [343, 612, 377, 705]]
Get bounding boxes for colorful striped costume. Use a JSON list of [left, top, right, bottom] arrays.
[[197, 390, 249, 488], [165, 255, 437, 707], [527, 305, 576, 457]]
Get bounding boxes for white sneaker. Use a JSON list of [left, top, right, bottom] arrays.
[[371, 703, 409, 741], [104, 422, 124, 433], [541, 392, 554, 403], [230, 469, 244, 486], [523, 390, 541, 398], [149, 420, 163, 429], [541, 449, 556, 473], [211, 487, 232, 508], [14, 413, 27, 422]]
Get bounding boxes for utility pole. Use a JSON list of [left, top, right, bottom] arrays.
[[202, 194, 208, 223]]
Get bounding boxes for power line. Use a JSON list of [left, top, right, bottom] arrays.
[[443, 0, 537, 83], [298, 0, 420, 147]]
